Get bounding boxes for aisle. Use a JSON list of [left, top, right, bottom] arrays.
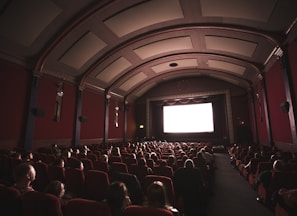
[[207, 153, 274, 216]]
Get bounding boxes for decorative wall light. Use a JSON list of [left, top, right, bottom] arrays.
[[55, 81, 64, 122], [256, 92, 263, 122], [115, 105, 119, 127]]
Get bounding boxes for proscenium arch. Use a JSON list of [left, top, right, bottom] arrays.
[[145, 90, 234, 143]]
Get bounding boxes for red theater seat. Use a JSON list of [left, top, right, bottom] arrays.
[[22, 191, 63, 216], [110, 162, 129, 173], [124, 205, 174, 216], [65, 167, 86, 198], [85, 170, 110, 201], [66, 198, 111, 216], [0, 184, 21, 216]]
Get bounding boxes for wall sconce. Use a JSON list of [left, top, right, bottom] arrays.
[[139, 124, 144, 129], [115, 105, 119, 127]]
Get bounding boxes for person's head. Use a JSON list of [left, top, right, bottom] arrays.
[[184, 159, 195, 169], [73, 160, 84, 170], [146, 181, 168, 208], [99, 154, 109, 163], [52, 158, 65, 167], [106, 181, 130, 208], [13, 162, 36, 185], [167, 155, 175, 166], [45, 181, 65, 198], [273, 159, 284, 171], [138, 157, 147, 166]]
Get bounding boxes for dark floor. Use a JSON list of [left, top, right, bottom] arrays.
[[207, 153, 274, 216]]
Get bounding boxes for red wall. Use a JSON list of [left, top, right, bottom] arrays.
[[265, 60, 292, 143], [127, 104, 136, 140], [0, 60, 31, 148], [81, 89, 104, 139]]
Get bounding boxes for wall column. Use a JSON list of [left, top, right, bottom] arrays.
[[261, 76, 273, 146], [24, 75, 40, 151]]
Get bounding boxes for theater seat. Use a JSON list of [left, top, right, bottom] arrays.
[[110, 162, 129, 173], [65, 167, 86, 198], [66, 198, 111, 216], [0, 184, 21, 216], [22, 191, 63, 216], [85, 170, 110, 201], [123, 205, 174, 216]]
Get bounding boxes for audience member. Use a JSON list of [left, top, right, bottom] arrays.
[[272, 188, 297, 215], [105, 181, 131, 216], [255, 159, 285, 190], [44, 180, 68, 214], [173, 159, 207, 216], [13, 162, 36, 195], [145, 181, 179, 216]]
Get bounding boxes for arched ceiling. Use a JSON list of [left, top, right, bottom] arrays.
[[0, 0, 296, 102]]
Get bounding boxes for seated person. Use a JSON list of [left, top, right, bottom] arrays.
[[13, 162, 36, 195], [255, 159, 284, 190], [145, 181, 179, 216], [273, 188, 297, 215], [105, 181, 131, 216], [44, 180, 68, 214]]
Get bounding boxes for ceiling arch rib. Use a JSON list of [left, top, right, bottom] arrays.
[[123, 68, 252, 102], [106, 51, 260, 96], [77, 24, 276, 95]]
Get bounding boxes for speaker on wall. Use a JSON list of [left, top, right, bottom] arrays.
[[32, 108, 45, 117], [280, 101, 290, 113], [79, 115, 87, 122]]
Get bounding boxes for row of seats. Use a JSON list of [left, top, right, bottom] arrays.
[[228, 144, 297, 215], [0, 184, 175, 216]]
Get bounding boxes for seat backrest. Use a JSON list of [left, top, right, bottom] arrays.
[[47, 165, 65, 183], [153, 166, 173, 178], [65, 167, 85, 198], [66, 198, 111, 216], [144, 175, 176, 207], [85, 170, 110, 201], [110, 162, 128, 173], [93, 160, 109, 173], [22, 191, 63, 216], [0, 184, 21, 216], [123, 205, 174, 216]]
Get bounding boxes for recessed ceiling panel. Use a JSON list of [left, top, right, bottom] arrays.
[[119, 72, 148, 92], [201, 0, 276, 22], [96, 57, 132, 83], [134, 36, 193, 59], [205, 36, 257, 57], [104, 0, 183, 37], [151, 59, 198, 73], [0, 0, 61, 46], [208, 60, 246, 75], [59, 32, 106, 70]]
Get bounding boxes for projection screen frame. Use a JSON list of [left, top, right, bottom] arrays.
[[146, 90, 234, 143]]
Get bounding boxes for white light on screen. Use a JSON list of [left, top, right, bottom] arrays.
[[163, 103, 214, 133]]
